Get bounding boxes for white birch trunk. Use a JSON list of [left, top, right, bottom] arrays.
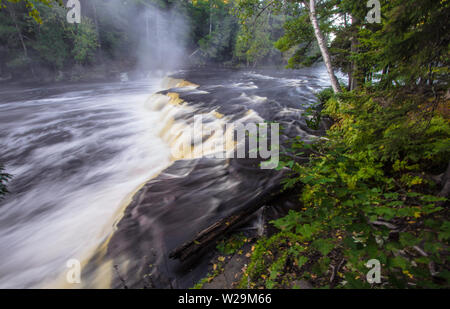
[[307, 0, 341, 93]]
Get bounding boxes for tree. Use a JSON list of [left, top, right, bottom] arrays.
[[31, 4, 69, 69], [234, 4, 285, 66], [186, 0, 240, 63], [305, 0, 341, 93], [236, 0, 342, 93], [4, 2, 27, 57], [0, 0, 62, 23], [235, 20, 272, 66], [67, 18, 99, 65], [238, 0, 449, 290], [274, 13, 319, 68]]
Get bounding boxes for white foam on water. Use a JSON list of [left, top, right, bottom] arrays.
[[0, 79, 172, 288]]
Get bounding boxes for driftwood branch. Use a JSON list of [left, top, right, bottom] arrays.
[[169, 184, 288, 261], [413, 245, 439, 277], [330, 258, 345, 283], [370, 220, 398, 230]]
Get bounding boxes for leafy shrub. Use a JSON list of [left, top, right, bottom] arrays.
[[216, 233, 247, 255], [243, 88, 449, 289]]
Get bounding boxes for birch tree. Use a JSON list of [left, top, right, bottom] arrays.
[[237, 0, 342, 93], [304, 0, 341, 93]]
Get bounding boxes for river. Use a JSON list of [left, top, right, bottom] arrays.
[[0, 66, 330, 288]]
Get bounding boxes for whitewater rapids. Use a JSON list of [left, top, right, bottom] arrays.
[[0, 78, 173, 288]]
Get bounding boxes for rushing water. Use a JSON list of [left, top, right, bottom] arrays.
[[0, 66, 331, 288], [0, 79, 172, 288], [95, 66, 332, 289]]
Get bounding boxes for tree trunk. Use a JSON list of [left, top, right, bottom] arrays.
[[6, 3, 36, 78], [91, 1, 100, 42], [306, 0, 341, 93], [209, 1, 213, 35], [7, 4, 27, 58], [349, 36, 359, 90], [91, 1, 104, 64]]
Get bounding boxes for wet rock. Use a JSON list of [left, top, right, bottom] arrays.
[[88, 67, 330, 289]]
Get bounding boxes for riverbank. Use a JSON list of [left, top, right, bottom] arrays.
[[0, 60, 136, 85], [194, 86, 450, 289], [90, 66, 331, 288]]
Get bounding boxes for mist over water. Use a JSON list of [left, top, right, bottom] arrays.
[[90, 0, 188, 73], [135, 5, 187, 71], [0, 80, 171, 288]]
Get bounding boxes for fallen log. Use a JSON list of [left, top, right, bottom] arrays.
[[169, 183, 292, 261]]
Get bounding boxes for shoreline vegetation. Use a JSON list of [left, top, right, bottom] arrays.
[[188, 0, 449, 289], [0, 0, 448, 289], [193, 86, 449, 289]]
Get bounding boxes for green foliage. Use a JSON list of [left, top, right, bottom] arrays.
[[243, 85, 449, 289], [190, 0, 239, 62], [302, 88, 332, 130], [234, 23, 274, 66], [236, 0, 341, 68], [192, 258, 225, 289], [274, 14, 322, 68], [239, 232, 310, 289], [235, 0, 304, 67], [323, 90, 450, 168], [240, 1, 450, 284], [0, 0, 100, 77], [2, 0, 282, 75], [233, 0, 295, 66], [198, 17, 237, 62], [216, 233, 247, 255], [31, 5, 69, 69], [0, 0, 62, 24], [67, 19, 99, 64]]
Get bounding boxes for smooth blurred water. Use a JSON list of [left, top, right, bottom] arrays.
[[0, 79, 171, 288], [0, 66, 334, 288]]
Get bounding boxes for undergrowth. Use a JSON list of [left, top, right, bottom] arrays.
[[241, 87, 449, 289]]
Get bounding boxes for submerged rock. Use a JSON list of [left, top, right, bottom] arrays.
[[85, 66, 330, 288]]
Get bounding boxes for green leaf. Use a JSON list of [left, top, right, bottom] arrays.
[[399, 232, 419, 247], [312, 238, 334, 256]]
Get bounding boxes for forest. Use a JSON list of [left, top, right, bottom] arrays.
[[0, 0, 299, 81], [0, 0, 449, 290]]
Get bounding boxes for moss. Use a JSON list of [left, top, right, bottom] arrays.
[[216, 233, 247, 255]]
